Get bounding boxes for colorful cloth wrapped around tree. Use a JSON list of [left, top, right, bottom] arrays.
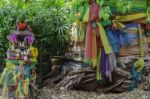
[[70, 0, 150, 91], [70, 0, 117, 81]]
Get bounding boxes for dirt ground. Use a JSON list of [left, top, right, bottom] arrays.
[[37, 88, 150, 99]]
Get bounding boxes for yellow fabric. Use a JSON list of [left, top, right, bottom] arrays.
[[139, 25, 144, 58], [6, 61, 16, 69], [97, 22, 112, 54], [0, 68, 8, 84], [134, 24, 144, 71], [112, 13, 146, 30], [117, 22, 125, 28], [29, 58, 37, 62], [19, 60, 25, 66], [114, 13, 146, 22], [30, 47, 38, 59], [92, 31, 97, 67], [22, 79, 29, 96], [83, 8, 90, 22], [1, 68, 14, 98], [96, 49, 102, 80], [147, 36, 150, 43], [112, 21, 126, 30]]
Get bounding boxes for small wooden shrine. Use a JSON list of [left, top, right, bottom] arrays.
[[0, 20, 38, 99]]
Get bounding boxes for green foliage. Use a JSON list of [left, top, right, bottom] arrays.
[[69, 0, 89, 22], [116, 0, 132, 14], [32, 8, 71, 56], [0, 0, 71, 72]]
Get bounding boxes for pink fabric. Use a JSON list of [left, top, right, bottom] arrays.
[[84, 23, 102, 60], [89, 0, 100, 22], [84, 0, 101, 60], [85, 23, 93, 59]]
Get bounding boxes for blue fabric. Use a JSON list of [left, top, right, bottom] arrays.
[[92, 21, 97, 28], [24, 64, 30, 79], [106, 28, 121, 53], [129, 64, 141, 91], [15, 64, 30, 79], [126, 34, 138, 40], [120, 29, 130, 47], [120, 23, 140, 47], [125, 23, 138, 28], [106, 23, 140, 52], [105, 27, 132, 52], [124, 23, 139, 41]]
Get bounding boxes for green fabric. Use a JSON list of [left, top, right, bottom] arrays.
[[83, 58, 92, 65], [96, 49, 102, 81], [145, 32, 150, 36], [0, 68, 15, 86], [30, 62, 38, 69], [29, 58, 38, 69], [5, 60, 20, 69], [108, 0, 148, 14], [0, 58, 37, 98], [101, 20, 112, 27], [100, 6, 112, 21], [146, 7, 150, 23]]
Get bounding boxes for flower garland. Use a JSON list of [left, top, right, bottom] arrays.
[[7, 33, 35, 44], [7, 33, 17, 43], [26, 34, 35, 44]]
